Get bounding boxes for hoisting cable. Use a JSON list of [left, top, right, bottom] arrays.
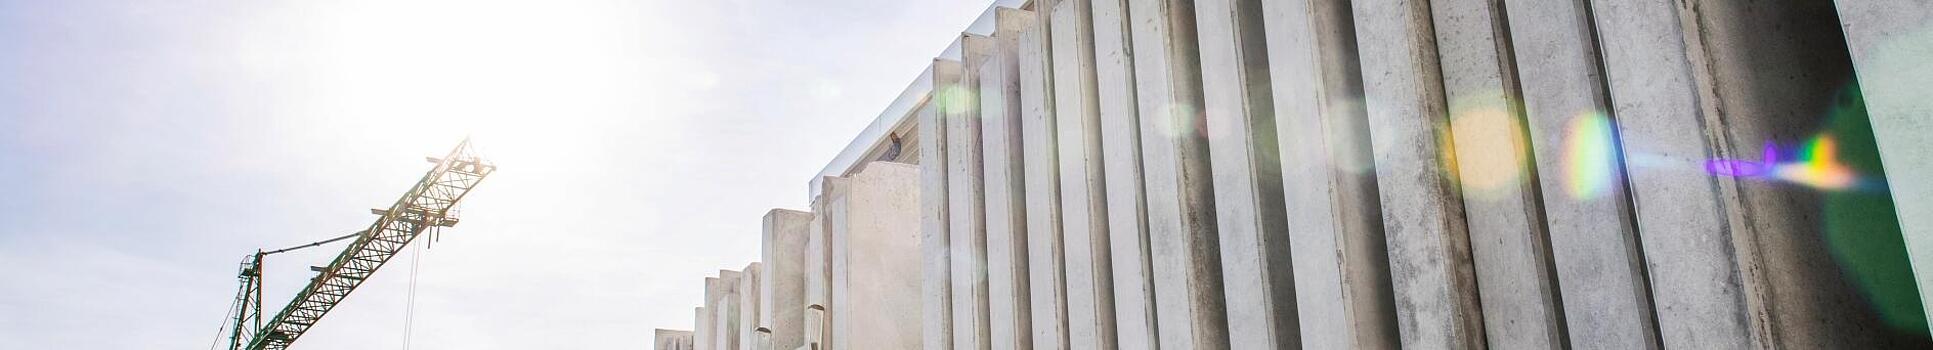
[[263, 230, 365, 256], [207, 293, 243, 350], [400, 229, 426, 350]]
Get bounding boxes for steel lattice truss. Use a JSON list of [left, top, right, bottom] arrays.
[[241, 140, 494, 350]]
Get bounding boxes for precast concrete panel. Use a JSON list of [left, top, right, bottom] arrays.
[[714, 270, 744, 350], [831, 162, 927, 350], [947, 36, 995, 350], [739, 263, 763, 350], [1498, 0, 1657, 347], [1048, 1, 1119, 348], [1088, 0, 1159, 348], [763, 209, 815, 350], [1258, 0, 1398, 347], [1197, 0, 1294, 347], [1351, 0, 1486, 348], [1126, 0, 1232, 348], [920, 60, 957, 349], [1588, 1, 1754, 348], [1018, 23, 1072, 350], [1428, 0, 1566, 348], [982, 8, 1037, 349], [698, 306, 714, 350]]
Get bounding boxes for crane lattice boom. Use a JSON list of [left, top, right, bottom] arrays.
[[228, 140, 494, 350]]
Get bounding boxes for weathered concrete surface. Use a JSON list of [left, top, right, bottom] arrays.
[[946, 35, 995, 350], [919, 60, 956, 350], [830, 162, 927, 350], [1499, 0, 1657, 347], [697, 306, 713, 350], [1199, 0, 1295, 348], [1428, 0, 1566, 348], [1588, 1, 1753, 348], [1835, 0, 1933, 338], [738, 263, 763, 350], [1258, 0, 1397, 348], [1351, 0, 1484, 348], [762, 209, 814, 350], [1017, 21, 1071, 350], [1683, 1, 1927, 347], [1088, 0, 1158, 348], [1126, 0, 1231, 348], [981, 8, 1035, 349], [1048, 1, 1118, 348], [712, 270, 744, 350], [658, 329, 695, 350], [808, 178, 842, 350]]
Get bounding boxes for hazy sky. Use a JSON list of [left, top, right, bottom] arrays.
[[0, 0, 998, 348]]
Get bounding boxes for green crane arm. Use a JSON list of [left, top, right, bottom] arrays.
[[238, 140, 495, 350]]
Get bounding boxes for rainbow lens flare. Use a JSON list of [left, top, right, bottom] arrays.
[[1773, 135, 1857, 190], [1562, 112, 1618, 199]]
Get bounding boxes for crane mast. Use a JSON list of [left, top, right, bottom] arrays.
[[225, 140, 495, 350]]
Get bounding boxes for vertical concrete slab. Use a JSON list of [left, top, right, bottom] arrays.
[[739, 263, 763, 350], [1127, 0, 1234, 348], [946, 36, 995, 350], [763, 209, 814, 350], [919, 60, 956, 349], [982, 8, 1036, 350], [1048, 1, 1119, 348], [1836, 0, 1933, 337], [1259, 0, 1399, 348], [808, 179, 841, 350], [1351, 0, 1485, 348], [1499, 0, 1658, 347], [714, 270, 744, 350], [830, 162, 928, 350], [1087, 0, 1158, 348], [1018, 22, 1072, 350], [1588, 1, 1754, 348], [659, 329, 695, 350], [698, 306, 714, 350], [1428, 0, 1566, 348], [1197, 0, 1295, 348]]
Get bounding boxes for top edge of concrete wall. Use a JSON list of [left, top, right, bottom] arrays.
[[807, 0, 1029, 200]]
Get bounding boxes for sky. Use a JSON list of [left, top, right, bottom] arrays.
[[0, 0, 998, 348]]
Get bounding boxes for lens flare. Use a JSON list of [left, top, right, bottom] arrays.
[[1773, 135, 1857, 190], [1449, 107, 1525, 199], [1563, 112, 1618, 199]]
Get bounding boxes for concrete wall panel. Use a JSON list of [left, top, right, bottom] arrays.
[[946, 35, 995, 350], [1018, 22, 1072, 350], [982, 8, 1037, 350], [763, 209, 815, 350], [1258, 0, 1398, 348], [1351, 0, 1485, 347], [1088, 0, 1159, 348], [1835, 0, 1933, 338], [1048, 1, 1119, 348], [920, 58, 957, 349], [1197, 0, 1292, 348], [1126, 0, 1232, 348], [831, 162, 928, 350]]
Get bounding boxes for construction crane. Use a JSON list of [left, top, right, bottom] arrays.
[[221, 140, 495, 350]]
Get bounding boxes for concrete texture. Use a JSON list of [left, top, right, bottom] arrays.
[[697, 306, 713, 350], [980, 8, 1035, 350], [738, 263, 762, 350], [1197, 0, 1296, 348], [948, 35, 995, 350], [1499, 0, 1657, 347], [1087, 0, 1159, 348], [1048, 1, 1119, 348], [1016, 21, 1071, 350], [1126, 0, 1232, 348], [1258, 0, 1397, 348], [1351, 0, 1485, 348], [830, 162, 926, 350], [658, 329, 695, 350], [919, 60, 956, 350], [762, 209, 814, 350], [808, 178, 841, 350], [1428, 0, 1566, 348], [1588, 1, 1754, 348], [712, 270, 743, 350], [1836, 0, 1933, 338]]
